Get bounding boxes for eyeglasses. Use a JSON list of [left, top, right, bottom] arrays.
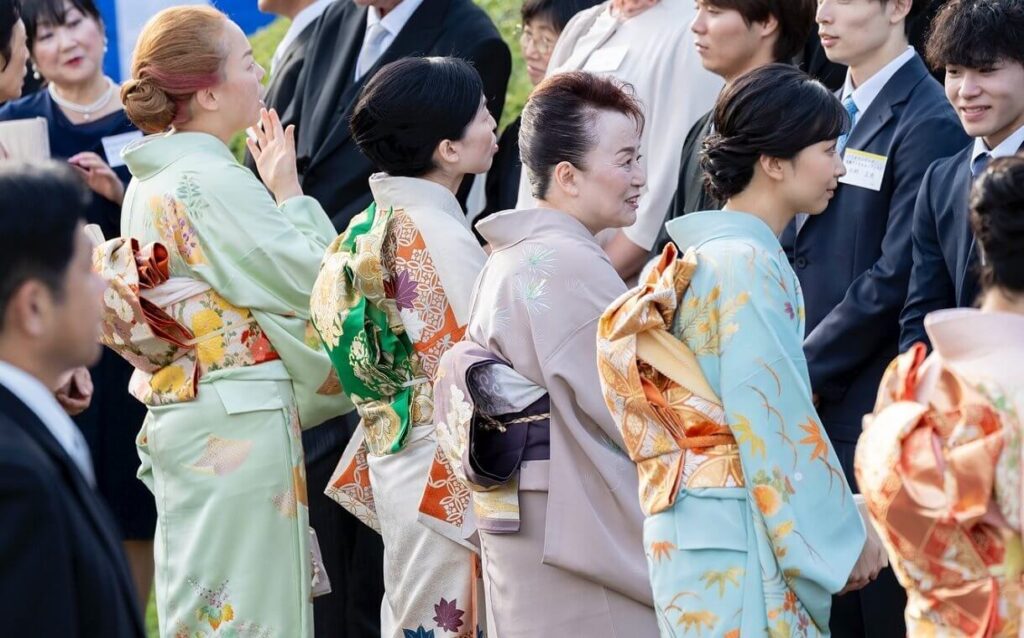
[[517, 25, 558, 57]]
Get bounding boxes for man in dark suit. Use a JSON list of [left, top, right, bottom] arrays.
[[901, 0, 1024, 351], [788, 0, 970, 635], [654, 0, 816, 255], [284, 0, 511, 230], [0, 162, 144, 638]]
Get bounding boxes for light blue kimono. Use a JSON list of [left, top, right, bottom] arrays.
[[648, 211, 865, 637]]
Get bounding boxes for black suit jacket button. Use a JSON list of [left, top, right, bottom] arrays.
[[795, 256, 808, 269], [296, 156, 311, 174]]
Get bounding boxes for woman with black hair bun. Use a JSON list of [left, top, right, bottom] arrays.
[[310, 56, 497, 638], [857, 155, 1024, 636], [0, 0, 27, 102], [598, 63, 874, 637]]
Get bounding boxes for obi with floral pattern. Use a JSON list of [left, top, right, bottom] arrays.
[[857, 340, 1024, 637], [94, 235, 279, 406]]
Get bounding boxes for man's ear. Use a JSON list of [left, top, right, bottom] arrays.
[[7, 280, 52, 339]]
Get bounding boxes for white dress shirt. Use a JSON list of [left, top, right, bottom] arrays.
[[971, 122, 1024, 168], [841, 46, 917, 119], [271, 0, 335, 75], [0, 360, 96, 486], [354, 0, 425, 80]]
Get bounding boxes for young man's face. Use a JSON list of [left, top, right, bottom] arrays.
[[816, 0, 897, 68], [945, 60, 1024, 148], [46, 225, 103, 371], [691, 1, 774, 83]]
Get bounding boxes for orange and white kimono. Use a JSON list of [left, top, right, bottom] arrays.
[[857, 308, 1024, 637]]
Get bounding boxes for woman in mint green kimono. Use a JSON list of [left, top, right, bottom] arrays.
[[100, 7, 348, 637], [600, 65, 878, 637]]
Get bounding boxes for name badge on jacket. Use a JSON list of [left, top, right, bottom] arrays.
[[584, 45, 628, 73], [101, 130, 143, 168], [839, 149, 887, 191]]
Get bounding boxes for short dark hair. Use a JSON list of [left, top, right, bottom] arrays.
[[350, 57, 484, 178], [521, 0, 602, 33], [704, 0, 816, 62], [970, 156, 1024, 296], [926, 0, 1024, 70], [0, 0, 19, 70], [519, 71, 645, 199], [0, 161, 90, 330], [21, 0, 101, 49], [701, 63, 848, 201]]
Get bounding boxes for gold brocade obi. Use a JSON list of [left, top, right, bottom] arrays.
[[94, 237, 280, 406], [597, 244, 744, 517]]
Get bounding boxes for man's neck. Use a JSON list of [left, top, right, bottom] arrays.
[[0, 349, 60, 393], [724, 49, 777, 85], [848, 34, 908, 89]]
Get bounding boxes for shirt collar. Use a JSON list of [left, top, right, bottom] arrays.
[[971, 121, 1024, 166], [0, 360, 95, 485], [841, 46, 916, 116], [368, 0, 423, 36]]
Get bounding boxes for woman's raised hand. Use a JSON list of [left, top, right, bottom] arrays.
[[247, 107, 303, 205]]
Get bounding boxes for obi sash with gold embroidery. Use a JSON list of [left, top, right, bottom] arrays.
[[856, 344, 1024, 637], [309, 203, 430, 457], [597, 244, 743, 517], [94, 237, 280, 406]]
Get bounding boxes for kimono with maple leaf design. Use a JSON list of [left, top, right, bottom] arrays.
[[311, 174, 487, 638], [116, 132, 351, 637], [637, 211, 865, 637]]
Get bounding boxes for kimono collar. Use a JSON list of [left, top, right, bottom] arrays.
[[925, 308, 1024, 365], [368, 173, 466, 227], [664, 210, 782, 253], [476, 207, 596, 251], [122, 131, 236, 180]]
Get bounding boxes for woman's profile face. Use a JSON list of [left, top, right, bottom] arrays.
[[210, 19, 265, 134], [572, 109, 646, 233], [0, 18, 28, 101], [31, 2, 104, 88], [446, 95, 498, 176], [781, 139, 845, 215]]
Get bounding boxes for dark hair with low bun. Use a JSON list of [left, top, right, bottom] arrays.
[[701, 63, 848, 202], [970, 156, 1024, 297], [519, 71, 645, 200], [350, 57, 484, 178], [0, 0, 20, 71]]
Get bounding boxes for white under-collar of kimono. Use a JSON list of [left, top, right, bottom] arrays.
[[476, 207, 596, 251], [925, 307, 1024, 386], [368, 172, 468, 228], [368, 172, 486, 326]]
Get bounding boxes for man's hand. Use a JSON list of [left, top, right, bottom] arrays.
[[54, 367, 94, 417]]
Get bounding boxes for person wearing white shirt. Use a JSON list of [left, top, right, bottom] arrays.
[[900, 0, 1024, 350], [796, 1, 970, 636], [0, 162, 143, 637], [514, 0, 723, 280]]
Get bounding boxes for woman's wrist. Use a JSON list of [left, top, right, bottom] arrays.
[[274, 180, 304, 205]]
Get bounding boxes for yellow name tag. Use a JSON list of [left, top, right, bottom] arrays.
[[839, 149, 888, 192]]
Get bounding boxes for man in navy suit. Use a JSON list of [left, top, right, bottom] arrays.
[[0, 162, 144, 637], [786, 0, 969, 635], [900, 0, 1024, 351]]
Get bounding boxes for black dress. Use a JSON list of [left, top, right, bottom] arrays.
[[0, 90, 155, 539]]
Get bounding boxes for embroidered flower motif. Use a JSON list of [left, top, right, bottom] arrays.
[[784, 302, 795, 320], [513, 276, 550, 316], [521, 244, 556, 277], [433, 598, 465, 632], [104, 287, 134, 323], [385, 270, 419, 311], [403, 626, 435, 638], [186, 435, 253, 476], [191, 309, 225, 366], [129, 322, 151, 343], [399, 308, 427, 342]]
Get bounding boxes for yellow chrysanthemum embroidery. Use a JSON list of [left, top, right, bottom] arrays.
[[192, 308, 225, 366], [151, 365, 187, 395]]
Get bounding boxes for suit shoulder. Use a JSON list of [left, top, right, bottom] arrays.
[[927, 144, 973, 179], [444, 0, 503, 40], [0, 419, 61, 492]]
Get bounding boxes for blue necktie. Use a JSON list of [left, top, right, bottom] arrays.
[[837, 95, 859, 155], [972, 152, 991, 179]]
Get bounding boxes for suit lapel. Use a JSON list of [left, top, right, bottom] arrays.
[[844, 54, 928, 153], [0, 385, 138, 619], [309, 0, 451, 171], [300, 4, 368, 156], [265, 25, 314, 106]]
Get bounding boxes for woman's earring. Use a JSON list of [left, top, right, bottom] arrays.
[[103, 38, 109, 54], [32, 69, 40, 80]]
